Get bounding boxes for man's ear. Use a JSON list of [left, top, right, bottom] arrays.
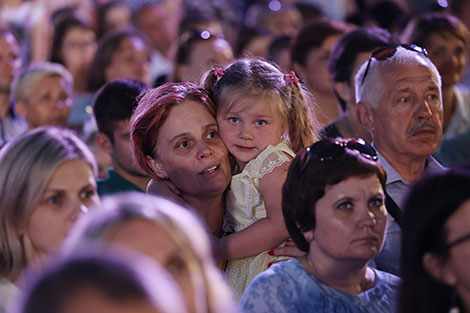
[[356, 101, 374, 131], [145, 155, 168, 180], [422, 252, 458, 286], [95, 132, 112, 154], [333, 81, 354, 104]]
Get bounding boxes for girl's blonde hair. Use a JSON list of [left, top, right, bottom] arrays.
[[0, 127, 97, 280], [203, 58, 319, 153], [63, 192, 235, 313]]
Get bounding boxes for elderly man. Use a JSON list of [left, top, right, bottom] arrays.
[[0, 29, 27, 147], [355, 45, 446, 275], [11, 62, 73, 130]]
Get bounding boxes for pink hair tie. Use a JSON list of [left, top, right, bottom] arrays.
[[284, 70, 299, 84], [214, 67, 225, 78]]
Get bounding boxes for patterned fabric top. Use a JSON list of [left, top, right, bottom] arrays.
[[239, 259, 401, 313], [226, 142, 295, 232]]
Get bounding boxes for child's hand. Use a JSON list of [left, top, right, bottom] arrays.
[[270, 239, 305, 257]]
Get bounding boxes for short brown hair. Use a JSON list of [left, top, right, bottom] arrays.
[[282, 139, 387, 252]]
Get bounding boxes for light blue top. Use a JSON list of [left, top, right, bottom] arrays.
[[239, 259, 401, 313]]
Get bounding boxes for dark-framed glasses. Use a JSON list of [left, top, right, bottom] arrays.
[[360, 44, 428, 85], [444, 232, 470, 250], [306, 138, 378, 162]]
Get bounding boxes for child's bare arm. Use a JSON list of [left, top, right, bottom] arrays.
[[215, 161, 290, 261]]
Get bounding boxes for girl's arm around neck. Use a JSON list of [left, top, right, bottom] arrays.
[[215, 161, 290, 261]]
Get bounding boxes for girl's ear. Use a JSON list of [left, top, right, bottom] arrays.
[[145, 156, 168, 180], [422, 252, 458, 286]]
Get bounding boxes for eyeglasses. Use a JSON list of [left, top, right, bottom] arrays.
[[306, 138, 378, 162], [360, 44, 428, 85], [444, 232, 470, 250]]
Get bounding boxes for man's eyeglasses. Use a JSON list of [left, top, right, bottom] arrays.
[[360, 44, 428, 85], [444, 232, 470, 250], [306, 138, 378, 162]]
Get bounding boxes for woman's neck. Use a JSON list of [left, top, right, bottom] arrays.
[[441, 86, 456, 132], [299, 252, 374, 294], [180, 193, 225, 235], [0, 93, 11, 119]]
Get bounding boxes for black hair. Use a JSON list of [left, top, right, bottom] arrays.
[[400, 169, 470, 313], [282, 139, 386, 252], [93, 78, 147, 143], [328, 27, 397, 110]]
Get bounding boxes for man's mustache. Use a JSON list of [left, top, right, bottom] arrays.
[[407, 120, 438, 136]]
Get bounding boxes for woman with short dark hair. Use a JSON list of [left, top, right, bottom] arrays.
[[240, 138, 400, 312]]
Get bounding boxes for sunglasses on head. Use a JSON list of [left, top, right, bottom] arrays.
[[360, 44, 428, 85], [306, 138, 378, 162]]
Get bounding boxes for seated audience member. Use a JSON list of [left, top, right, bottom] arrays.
[[0, 127, 99, 311], [10, 62, 73, 130], [178, 10, 224, 38], [96, 0, 132, 38], [174, 29, 233, 83], [323, 27, 397, 142], [87, 27, 152, 93], [401, 13, 469, 138], [64, 192, 235, 313], [268, 35, 292, 73], [130, 83, 232, 235], [13, 250, 188, 313], [400, 170, 470, 313], [49, 15, 97, 130], [94, 78, 150, 195], [244, 2, 302, 38], [132, 0, 184, 85], [0, 28, 27, 148], [291, 18, 350, 126], [233, 27, 270, 59], [355, 45, 446, 275], [240, 138, 400, 312], [434, 130, 470, 166]]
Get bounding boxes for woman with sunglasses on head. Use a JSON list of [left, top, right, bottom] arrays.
[[400, 169, 470, 313], [239, 138, 400, 313]]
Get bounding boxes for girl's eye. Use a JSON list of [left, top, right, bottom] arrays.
[[228, 117, 239, 124], [256, 120, 266, 126], [338, 201, 353, 211]]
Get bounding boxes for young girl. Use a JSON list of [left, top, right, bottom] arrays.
[[203, 58, 319, 298]]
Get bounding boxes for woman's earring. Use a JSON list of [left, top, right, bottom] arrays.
[[448, 290, 460, 313]]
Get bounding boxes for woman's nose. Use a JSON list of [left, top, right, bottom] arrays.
[[197, 141, 213, 159]]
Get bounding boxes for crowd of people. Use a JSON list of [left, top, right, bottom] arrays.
[[0, 0, 469, 312]]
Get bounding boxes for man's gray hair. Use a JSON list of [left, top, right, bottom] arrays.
[[10, 62, 73, 103], [354, 46, 442, 108]]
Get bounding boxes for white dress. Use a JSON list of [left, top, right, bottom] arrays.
[[225, 141, 295, 300]]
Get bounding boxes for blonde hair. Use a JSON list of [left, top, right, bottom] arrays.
[[203, 58, 319, 153], [0, 127, 97, 280], [63, 192, 235, 313]]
